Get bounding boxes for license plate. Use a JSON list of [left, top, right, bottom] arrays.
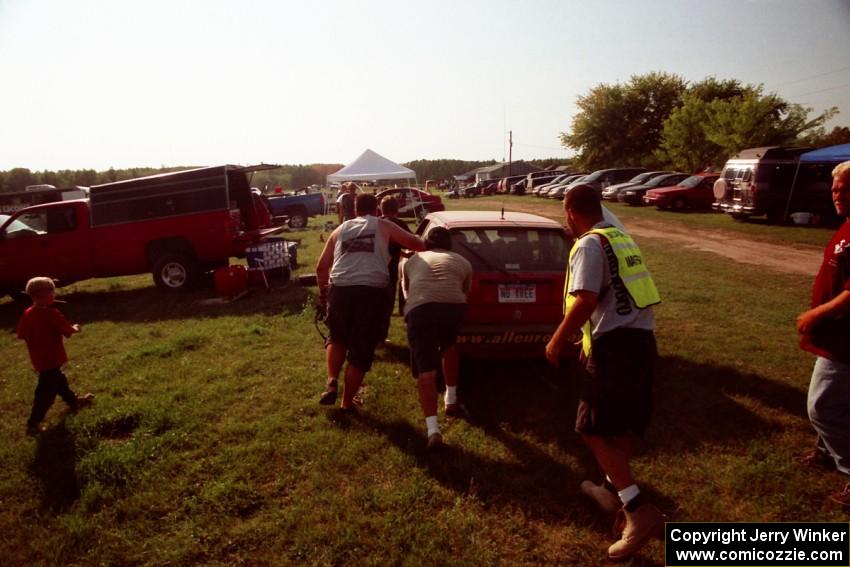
[[498, 284, 536, 303]]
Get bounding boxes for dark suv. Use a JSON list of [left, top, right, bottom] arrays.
[[580, 167, 648, 193]]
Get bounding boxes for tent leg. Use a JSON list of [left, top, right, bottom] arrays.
[[782, 163, 802, 224]]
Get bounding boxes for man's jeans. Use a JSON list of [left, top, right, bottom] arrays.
[[808, 356, 850, 475]]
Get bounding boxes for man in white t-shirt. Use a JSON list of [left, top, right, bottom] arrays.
[[402, 227, 472, 450]]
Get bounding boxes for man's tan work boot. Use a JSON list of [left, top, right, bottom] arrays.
[[607, 502, 665, 560]]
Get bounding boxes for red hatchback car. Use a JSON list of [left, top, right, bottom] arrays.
[[415, 210, 570, 359], [375, 187, 445, 218], [643, 173, 720, 210]]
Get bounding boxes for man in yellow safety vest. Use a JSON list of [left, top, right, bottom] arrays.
[[545, 184, 663, 561]]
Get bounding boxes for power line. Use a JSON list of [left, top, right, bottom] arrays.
[[791, 81, 850, 99], [774, 65, 850, 88]]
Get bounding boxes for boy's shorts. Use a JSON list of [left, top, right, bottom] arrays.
[[575, 327, 656, 437], [406, 303, 466, 376]]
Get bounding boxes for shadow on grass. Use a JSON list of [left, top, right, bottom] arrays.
[[455, 355, 805, 458], [29, 422, 80, 513], [351, 410, 586, 523], [374, 341, 411, 365], [0, 281, 313, 329], [650, 355, 806, 454]]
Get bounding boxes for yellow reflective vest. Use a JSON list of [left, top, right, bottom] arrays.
[[564, 226, 661, 357]]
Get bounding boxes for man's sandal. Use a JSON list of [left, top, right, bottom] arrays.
[[319, 388, 338, 405]]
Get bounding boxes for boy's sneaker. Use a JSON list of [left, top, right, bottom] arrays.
[[71, 393, 95, 412], [580, 480, 621, 514], [829, 483, 850, 507], [26, 423, 47, 437]]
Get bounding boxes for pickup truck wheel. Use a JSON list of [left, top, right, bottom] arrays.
[[152, 253, 197, 291], [288, 211, 307, 229]]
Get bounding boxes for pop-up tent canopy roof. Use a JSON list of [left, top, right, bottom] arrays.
[[784, 143, 850, 219], [799, 143, 850, 163], [327, 149, 416, 183]]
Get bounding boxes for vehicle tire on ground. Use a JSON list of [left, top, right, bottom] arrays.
[[672, 197, 687, 211], [287, 208, 308, 229], [152, 253, 198, 291], [730, 212, 748, 221]]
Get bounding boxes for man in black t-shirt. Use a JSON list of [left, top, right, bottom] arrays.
[[379, 196, 411, 341], [336, 183, 356, 224]]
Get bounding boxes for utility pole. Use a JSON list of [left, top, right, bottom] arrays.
[[508, 130, 513, 177]]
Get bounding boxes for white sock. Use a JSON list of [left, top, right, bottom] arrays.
[[617, 484, 640, 507], [445, 386, 457, 406], [425, 415, 440, 437]]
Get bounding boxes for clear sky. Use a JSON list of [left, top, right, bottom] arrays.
[[0, 0, 848, 171]]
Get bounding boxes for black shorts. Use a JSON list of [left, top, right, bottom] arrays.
[[406, 303, 466, 375], [575, 328, 656, 437], [326, 285, 387, 372]]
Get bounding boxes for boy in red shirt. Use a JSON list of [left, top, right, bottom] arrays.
[[17, 277, 94, 436]]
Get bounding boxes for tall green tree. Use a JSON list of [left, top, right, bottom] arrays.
[[704, 88, 836, 158], [560, 72, 687, 170], [656, 77, 752, 172]]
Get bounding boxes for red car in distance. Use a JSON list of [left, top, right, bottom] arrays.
[[414, 210, 570, 359], [375, 187, 445, 218], [643, 173, 721, 210]]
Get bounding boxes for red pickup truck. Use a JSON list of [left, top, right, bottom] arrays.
[[0, 164, 282, 298]]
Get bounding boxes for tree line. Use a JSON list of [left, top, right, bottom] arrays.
[[561, 72, 850, 172], [0, 158, 579, 194]]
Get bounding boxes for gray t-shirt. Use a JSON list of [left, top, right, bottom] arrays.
[[329, 215, 390, 288], [402, 250, 472, 315], [568, 222, 654, 339]]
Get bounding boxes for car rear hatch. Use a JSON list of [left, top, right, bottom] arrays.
[[450, 226, 567, 327]]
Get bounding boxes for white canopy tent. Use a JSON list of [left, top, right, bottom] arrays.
[[327, 149, 417, 184]]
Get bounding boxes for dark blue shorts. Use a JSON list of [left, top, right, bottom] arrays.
[[575, 328, 656, 436], [406, 303, 466, 375], [326, 285, 387, 372]]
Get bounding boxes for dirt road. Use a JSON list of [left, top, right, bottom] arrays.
[[504, 201, 823, 277]]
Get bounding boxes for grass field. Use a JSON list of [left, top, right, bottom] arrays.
[[0, 202, 841, 566]]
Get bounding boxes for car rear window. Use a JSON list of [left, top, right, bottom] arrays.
[[450, 227, 568, 272], [679, 175, 706, 188]]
